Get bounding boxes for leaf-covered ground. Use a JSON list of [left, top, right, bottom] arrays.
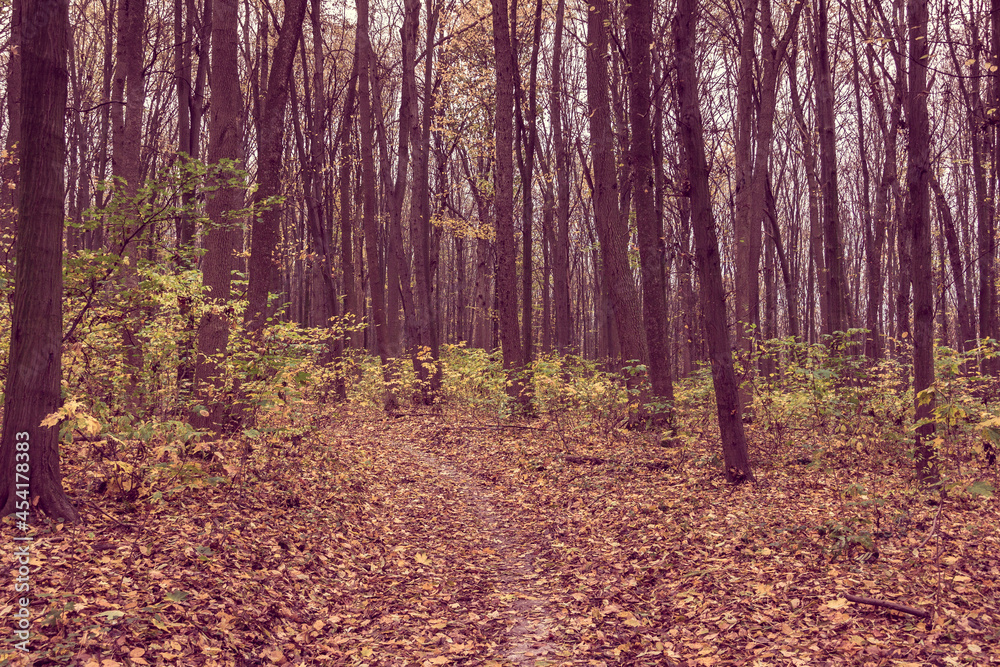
[[3, 405, 999, 666]]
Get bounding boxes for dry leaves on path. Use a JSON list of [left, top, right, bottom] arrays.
[[2, 405, 998, 666]]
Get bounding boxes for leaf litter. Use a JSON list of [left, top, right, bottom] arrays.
[[2, 404, 999, 666]]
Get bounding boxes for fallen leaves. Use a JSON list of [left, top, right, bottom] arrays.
[[3, 404, 999, 665]]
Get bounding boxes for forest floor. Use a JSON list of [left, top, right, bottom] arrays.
[[2, 404, 999, 666]]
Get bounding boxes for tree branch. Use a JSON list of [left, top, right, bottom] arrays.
[[844, 594, 931, 618]]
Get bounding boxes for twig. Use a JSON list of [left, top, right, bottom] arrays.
[[917, 499, 945, 550], [843, 593, 930, 618]]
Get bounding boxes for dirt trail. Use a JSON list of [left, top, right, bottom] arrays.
[[390, 439, 561, 665]]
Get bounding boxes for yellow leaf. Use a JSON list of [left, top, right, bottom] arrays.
[[40, 410, 63, 427], [825, 597, 850, 610], [82, 415, 102, 437], [414, 553, 432, 565]]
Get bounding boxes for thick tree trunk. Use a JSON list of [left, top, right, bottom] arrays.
[[0, 0, 78, 522], [194, 0, 245, 432], [675, 0, 753, 484]]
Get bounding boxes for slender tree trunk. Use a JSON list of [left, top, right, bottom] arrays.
[[514, 0, 542, 410], [931, 176, 974, 352], [0, 0, 78, 521], [244, 0, 308, 334], [987, 0, 1000, 373], [338, 56, 360, 348], [628, 0, 674, 417], [675, 0, 753, 483], [814, 0, 847, 335], [1, 0, 21, 254], [732, 0, 761, 355], [356, 0, 393, 408], [550, 0, 572, 354], [112, 0, 147, 409], [788, 42, 827, 339], [410, 0, 442, 402], [587, 0, 647, 409], [906, 0, 937, 483], [490, 0, 525, 403]]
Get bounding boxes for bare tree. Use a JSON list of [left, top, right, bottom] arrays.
[[490, 0, 525, 404], [675, 0, 753, 484], [906, 0, 937, 483]]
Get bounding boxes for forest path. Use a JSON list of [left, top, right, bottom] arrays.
[[368, 418, 571, 665]]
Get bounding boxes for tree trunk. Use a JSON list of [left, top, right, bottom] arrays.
[[338, 54, 360, 349], [244, 0, 308, 334], [357, 0, 394, 408], [675, 0, 753, 484], [409, 0, 442, 403], [550, 0, 572, 355], [0, 0, 78, 522], [788, 42, 827, 340], [490, 0, 525, 403], [1, 0, 21, 254], [814, 0, 847, 335], [906, 0, 937, 484], [112, 0, 147, 409], [628, 0, 674, 417], [194, 0, 246, 432], [931, 175, 974, 352], [514, 0, 543, 411], [587, 0, 647, 407]]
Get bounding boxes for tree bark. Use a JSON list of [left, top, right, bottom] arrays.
[[0, 0, 78, 521], [244, 0, 308, 334], [628, 0, 674, 416], [814, 0, 847, 335], [112, 0, 147, 408], [675, 0, 753, 483], [194, 0, 246, 432], [906, 0, 937, 484], [490, 0, 525, 403], [1, 0, 21, 254], [586, 0, 647, 406], [550, 0, 572, 355]]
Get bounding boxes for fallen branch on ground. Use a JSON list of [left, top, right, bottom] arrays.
[[844, 593, 930, 618]]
